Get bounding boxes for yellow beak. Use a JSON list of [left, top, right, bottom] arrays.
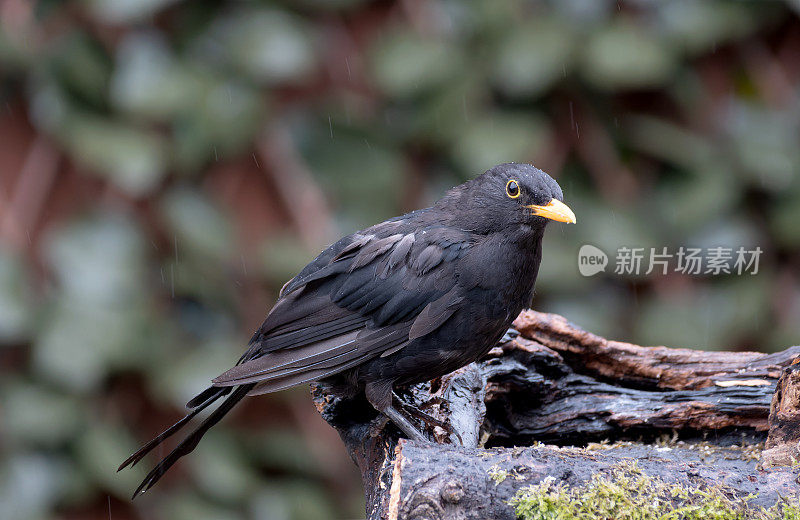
[[526, 199, 576, 224]]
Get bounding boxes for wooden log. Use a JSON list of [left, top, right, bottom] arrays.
[[385, 441, 798, 520], [483, 336, 789, 445], [511, 311, 797, 392], [763, 362, 800, 467], [312, 311, 800, 520]]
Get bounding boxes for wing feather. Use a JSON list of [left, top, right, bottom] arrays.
[[214, 331, 361, 386], [215, 223, 472, 391], [409, 287, 464, 341]]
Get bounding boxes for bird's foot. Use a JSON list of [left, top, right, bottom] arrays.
[[393, 394, 462, 445], [418, 395, 447, 409], [383, 405, 430, 443], [367, 414, 391, 438], [501, 327, 520, 343], [397, 400, 449, 430]]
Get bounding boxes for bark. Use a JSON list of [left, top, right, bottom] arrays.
[[763, 362, 800, 467], [311, 310, 800, 520]]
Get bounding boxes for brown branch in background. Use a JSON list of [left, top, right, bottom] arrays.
[[287, 393, 363, 509], [741, 42, 795, 109], [774, 267, 800, 329], [534, 132, 570, 180], [776, 26, 800, 87], [0, 0, 38, 44], [0, 137, 60, 251], [257, 126, 335, 249], [568, 101, 639, 203], [321, 19, 370, 95], [400, 0, 439, 38]]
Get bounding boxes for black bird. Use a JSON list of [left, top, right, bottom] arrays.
[[119, 162, 575, 497]]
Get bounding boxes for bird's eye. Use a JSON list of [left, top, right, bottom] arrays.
[[506, 179, 521, 199]]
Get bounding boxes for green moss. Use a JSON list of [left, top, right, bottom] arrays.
[[489, 465, 510, 484], [777, 498, 800, 520], [585, 437, 764, 463], [509, 462, 798, 520]]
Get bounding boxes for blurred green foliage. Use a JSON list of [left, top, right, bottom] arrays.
[[1, 1, 800, 519]]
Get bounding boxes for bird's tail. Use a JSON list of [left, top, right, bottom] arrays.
[[118, 383, 254, 498]]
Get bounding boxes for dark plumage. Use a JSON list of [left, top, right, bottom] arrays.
[[119, 162, 575, 497]]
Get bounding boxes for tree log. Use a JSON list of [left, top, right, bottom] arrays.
[[763, 362, 800, 467], [312, 311, 800, 520]]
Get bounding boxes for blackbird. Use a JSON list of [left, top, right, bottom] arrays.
[[120, 162, 575, 497]]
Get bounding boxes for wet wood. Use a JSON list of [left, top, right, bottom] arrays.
[[312, 310, 800, 520], [763, 362, 800, 467], [383, 441, 798, 520], [511, 311, 797, 392]]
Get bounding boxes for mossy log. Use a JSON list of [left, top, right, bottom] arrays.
[[312, 311, 800, 520]]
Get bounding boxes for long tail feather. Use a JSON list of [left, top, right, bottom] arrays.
[[121, 384, 253, 498], [186, 386, 228, 409], [118, 387, 230, 472]]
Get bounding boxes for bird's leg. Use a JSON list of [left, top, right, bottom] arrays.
[[393, 392, 450, 430], [365, 381, 429, 443], [393, 392, 462, 444], [382, 406, 428, 442]]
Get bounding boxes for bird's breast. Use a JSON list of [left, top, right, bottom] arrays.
[[458, 233, 542, 306]]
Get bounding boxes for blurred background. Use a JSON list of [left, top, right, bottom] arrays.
[[1, 0, 800, 518]]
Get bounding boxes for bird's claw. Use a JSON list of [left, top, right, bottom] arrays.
[[501, 328, 520, 343], [393, 397, 463, 444], [368, 414, 391, 438]]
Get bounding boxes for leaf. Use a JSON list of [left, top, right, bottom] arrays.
[[34, 295, 156, 390], [0, 382, 84, 447], [85, 0, 181, 24], [49, 32, 112, 109], [450, 112, 551, 176], [725, 100, 800, 193], [188, 431, 258, 503], [60, 113, 167, 196], [492, 18, 575, 98], [370, 30, 463, 98], [0, 454, 68, 519], [581, 20, 676, 90], [656, 1, 761, 55], [160, 187, 234, 263], [34, 214, 157, 389], [43, 213, 146, 303], [301, 125, 403, 226], [75, 423, 147, 498], [110, 32, 203, 120], [200, 8, 315, 86], [0, 249, 34, 344], [770, 190, 800, 247]]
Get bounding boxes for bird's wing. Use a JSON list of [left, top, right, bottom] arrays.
[[212, 221, 472, 390]]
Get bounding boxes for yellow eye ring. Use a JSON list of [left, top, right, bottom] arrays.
[[506, 179, 521, 198]]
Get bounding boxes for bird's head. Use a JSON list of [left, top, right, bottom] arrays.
[[440, 163, 576, 234]]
